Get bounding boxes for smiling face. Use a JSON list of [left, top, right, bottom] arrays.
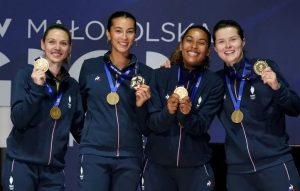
[[180, 28, 210, 70], [214, 26, 245, 67], [106, 17, 136, 56], [41, 28, 71, 65]]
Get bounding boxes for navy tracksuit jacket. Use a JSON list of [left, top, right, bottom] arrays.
[[145, 64, 224, 167], [6, 65, 84, 167], [217, 57, 300, 173], [79, 53, 153, 158]]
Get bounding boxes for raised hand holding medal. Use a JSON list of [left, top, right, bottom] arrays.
[[31, 57, 49, 86], [135, 83, 151, 107], [167, 93, 180, 114], [131, 75, 148, 106], [174, 86, 188, 101], [253, 60, 268, 76], [259, 63, 281, 91], [174, 66, 202, 115], [34, 57, 49, 72], [130, 75, 145, 90]]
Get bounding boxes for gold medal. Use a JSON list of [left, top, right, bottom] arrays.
[[130, 75, 145, 90], [34, 57, 49, 72], [174, 86, 188, 100], [253, 60, 268, 75], [231, 110, 244, 123], [106, 92, 119, 105], [50, 106, 61, 120]]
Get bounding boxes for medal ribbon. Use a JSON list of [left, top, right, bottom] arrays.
[[225, 61, 250, 111], [177, 67, 202, 102], [104, 63, 131, 93], [106, 61, 136, 80], [46, 83, 62, 107], [133, 61, 139, 75]]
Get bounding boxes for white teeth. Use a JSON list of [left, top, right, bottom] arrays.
[[120, 42, 128, 46], [187, 51, 198, 56], [225, 50, 234, 54]]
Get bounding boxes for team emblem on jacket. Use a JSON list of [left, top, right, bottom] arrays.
[[207, 180, 212, 187], [165, 94, 169, 100], [94, 75, 101, 81], [196, 96, 202, 108], [68, 95, 72, 108], [9, 175, 14, 190], [80, 166, 84, 180], [250, 86, 256, 100]]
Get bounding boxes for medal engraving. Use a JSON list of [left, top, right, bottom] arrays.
[[231, 110, 244, 123], [174, 86, 188, 100], [130, 75, 145, 90], [34, 57, 49, 72], [106, 92, 119, 105], [253, 60, 268, 75], [50, 106, 61, 120]]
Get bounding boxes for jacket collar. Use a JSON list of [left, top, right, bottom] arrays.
[[224, 57, 256, 80]]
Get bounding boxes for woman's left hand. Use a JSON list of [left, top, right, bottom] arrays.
[[179, 96, 192, 115], [261, 67, 280, 90], [135, 84, 151, 107]]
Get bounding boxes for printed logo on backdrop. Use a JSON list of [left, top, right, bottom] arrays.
[[0, 18, 12, 70], [0, 52, 10, 67], [0, 18, 12, 38], [1, 18, 210, 73]]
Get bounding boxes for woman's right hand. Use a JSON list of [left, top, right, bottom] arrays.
[[31, 67, 46, 86], [167, 93, 179, 114]]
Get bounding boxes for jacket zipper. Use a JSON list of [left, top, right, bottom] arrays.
[[48, 120, 57, 165], [115, 104, 120, 157], [233, 68, 256, 171], [176, 81, 190, 167], [176, 123, 183, 167]]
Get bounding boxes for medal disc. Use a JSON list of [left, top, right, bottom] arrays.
[[174, 86, 188, 100], [253, 60, 268, 75], [34, 57, 49, 72], [106, 92, 120, 105], [50, 106, 61, 120], [231, 110, 244, 123], [130, 75, 145, 90]]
